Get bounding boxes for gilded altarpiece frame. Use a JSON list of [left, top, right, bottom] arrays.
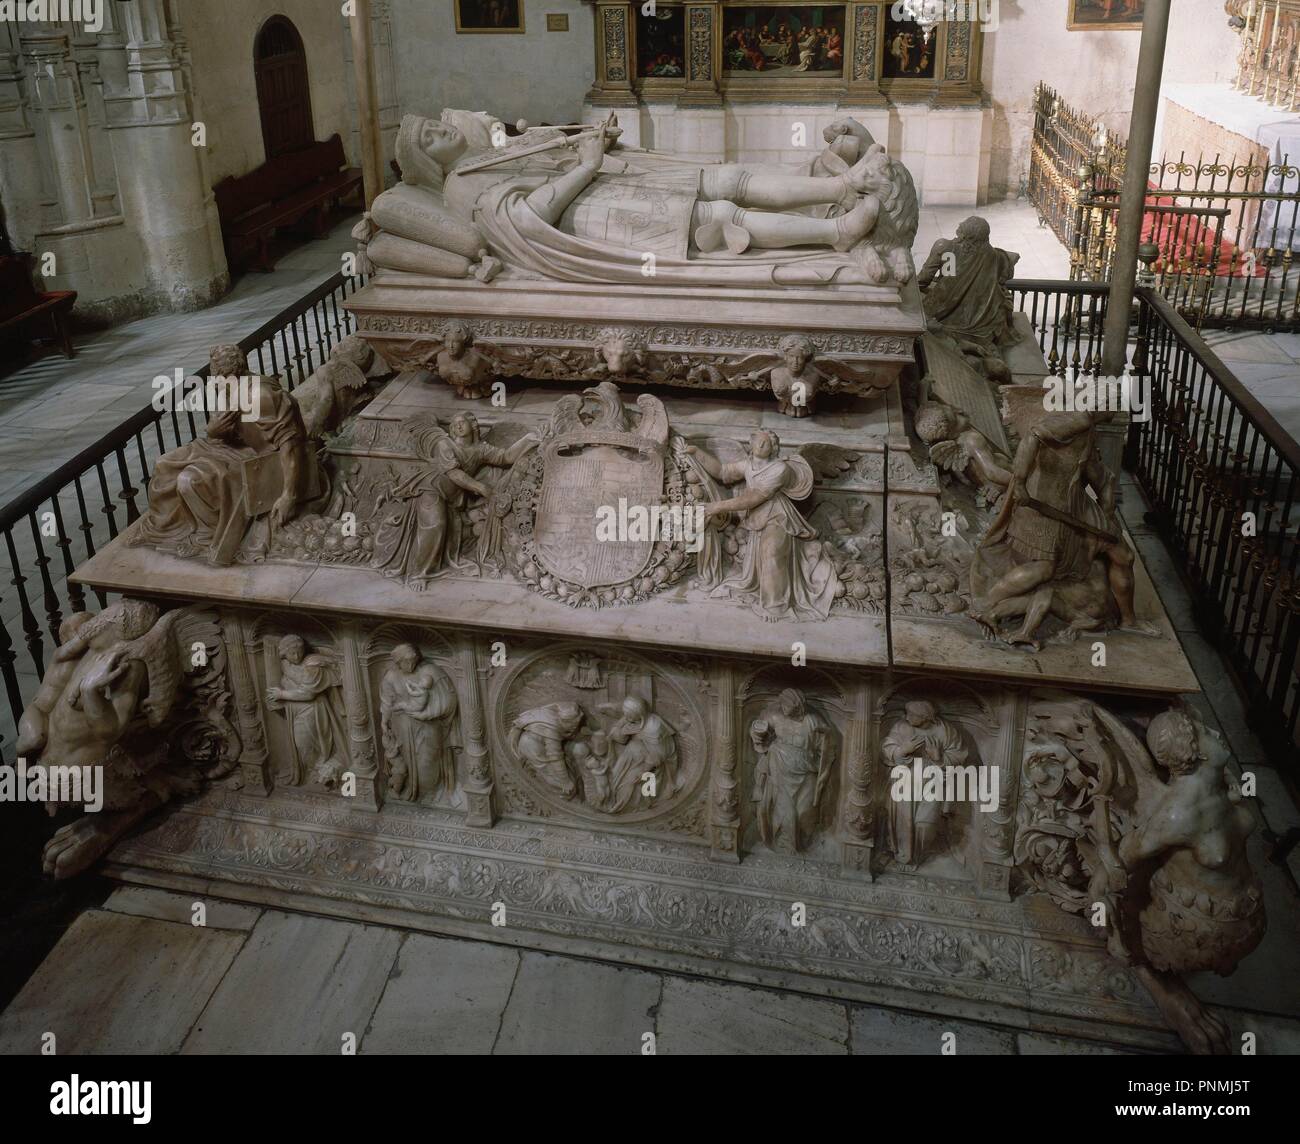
[[586, 2, 983, 107]]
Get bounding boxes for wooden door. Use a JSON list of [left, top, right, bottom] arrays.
[[255, 16, 313, 159]]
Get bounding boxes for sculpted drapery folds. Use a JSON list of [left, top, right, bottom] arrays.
[[354, 110, 918, 288], [133, 345, 315, 566], [372, 411, 536, 587], [380, 643, 460, 803], [266, 634, 348, 788], [751, 688, 836, 853], [881, 700, 967, 869], [918, 215, 1021, 381], [692, 430, 838, 622]]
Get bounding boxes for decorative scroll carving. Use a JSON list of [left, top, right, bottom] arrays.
[[852, 3, 880, 82], [604, 4, 630, 83]]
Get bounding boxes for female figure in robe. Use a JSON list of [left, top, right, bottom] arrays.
[[372, 412, 534, 587], [380, 643, 459, 803], [692, 431, 838, 622], [266, 634, 348, 787]]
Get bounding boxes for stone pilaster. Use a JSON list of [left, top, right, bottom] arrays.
[[977, 690, 1019, 901], [841, 681, 874, 877], [224, 613, 272, 797], [460, 640, 495, 827], [710, 664, 740, 863], [845, 2, 889, 107], [586, 1, 637, 108], [341, 620, 382, 811], [678, 2, 721, 108], [0, 21, 43, 250]]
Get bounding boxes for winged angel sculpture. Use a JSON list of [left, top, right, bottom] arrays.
[[1016, 693, 1264, 1054]]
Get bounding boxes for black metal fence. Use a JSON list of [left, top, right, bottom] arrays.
[[0, 270, 367, 756], [1030, 82, 1300, 331]]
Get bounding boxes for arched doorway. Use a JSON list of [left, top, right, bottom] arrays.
[[254, 16, 314, 159]]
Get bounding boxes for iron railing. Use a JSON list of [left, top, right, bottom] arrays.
[[0, 270, 367, 756], [1030, 82, 1300, 331]]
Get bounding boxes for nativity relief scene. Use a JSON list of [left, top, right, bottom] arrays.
[[2, 0, 1293, 1066]]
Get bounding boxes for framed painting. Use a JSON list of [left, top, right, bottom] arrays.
[[882, 10, 938, 80], [636, 4, 686, 79], [1068, 0, 1145, 30], [455, 0, 526, 34], [721, 5, 847, 79]]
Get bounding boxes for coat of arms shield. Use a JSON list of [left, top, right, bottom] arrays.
[[532, 433, 666, 589]]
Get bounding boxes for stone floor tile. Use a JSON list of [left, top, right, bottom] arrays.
[[658, 978, 849, 1055], [493, 952, 661, 1055], [0, 909, 244, 1054], [181, 911, 401, 1054], [361, 934, 519, 1054]]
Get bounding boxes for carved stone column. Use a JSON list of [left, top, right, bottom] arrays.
[[223, 612, 272, 797], [841, 679, 873, 877], [0, 22, 43, 250], [21, 22, 98, 228], [845, 2, 889, 107], [107, 0, 228, 311], [586, 1, 638, 108], [340, 619, 382, 811], [977, 689, 1019, 901], [460, 638, 495, 827], [679, 2, 721, 108], [710, 663, 740, 863]]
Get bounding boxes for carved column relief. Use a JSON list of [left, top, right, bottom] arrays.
[[710, 662, 740, 862], [680, 3, 721, 108], [0, 21, 43, 250], [587, 1, 638, 107], [841, 679, 874, 876], [846, 2, 888, 106], [977, 688, 1021, 901], [460, 638, 495, 827], [341, 619, 382, 811], [224, 612, 272, 796]]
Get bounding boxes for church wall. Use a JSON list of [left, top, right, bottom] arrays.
[[983, 0, 1238, 198], [387, 0, 594, 128], [183, 1, 354, 185]]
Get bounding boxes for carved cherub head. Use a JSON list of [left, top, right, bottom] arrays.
[[915, 401, 959, 445], [442, 320, 474, 359], [335, 335, 376, 373], [777, 334, 816, 376]]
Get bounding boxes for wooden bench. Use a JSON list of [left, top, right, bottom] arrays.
[[0, 253, 76, 360], [215, 135, 363, 273]]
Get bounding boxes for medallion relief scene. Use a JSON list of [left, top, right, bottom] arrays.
[[0, 0, 1295, 1078]]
